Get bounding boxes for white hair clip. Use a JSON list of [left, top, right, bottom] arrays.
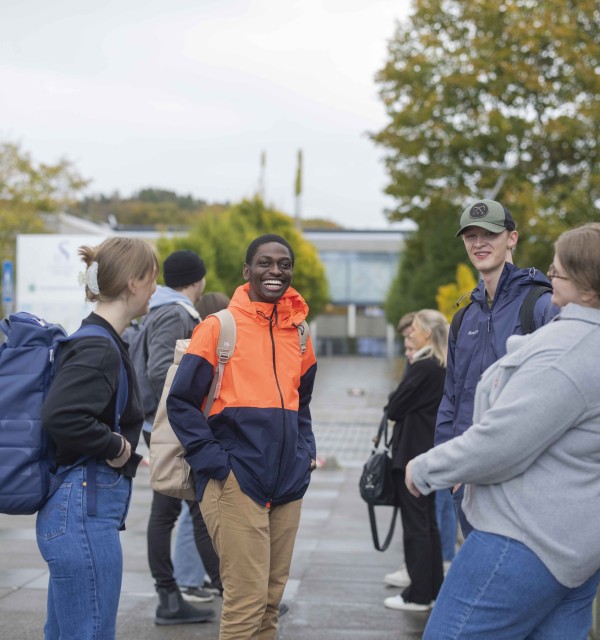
[[78, 261, 100, 294]]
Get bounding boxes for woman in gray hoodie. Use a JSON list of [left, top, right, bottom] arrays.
[[406, 223, 600, 640]]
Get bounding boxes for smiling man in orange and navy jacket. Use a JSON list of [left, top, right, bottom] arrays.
[[167, 233, 317, 640]]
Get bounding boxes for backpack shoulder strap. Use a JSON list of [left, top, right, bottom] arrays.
[[203, 309, 236, 418], [66, 325, 129, 431], [201, 312, 306, 417], [297, 320, 309, 354], [450, 303, 471, 341], [520, 284, 553, 334]]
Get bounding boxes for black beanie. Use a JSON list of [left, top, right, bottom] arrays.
[[163, 250, 207, 288]]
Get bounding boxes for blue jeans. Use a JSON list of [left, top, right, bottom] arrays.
[[435, 489, 457, 562], [36, 462, 132, 640], [424, 530, 600, 640], [173, 501, 206, 588], [451, 483, 474, 539]]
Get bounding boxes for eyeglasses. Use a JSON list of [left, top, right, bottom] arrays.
[[547, 265, 570, 281]]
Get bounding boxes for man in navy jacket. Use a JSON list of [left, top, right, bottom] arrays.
[[435, 199, 556, 537]]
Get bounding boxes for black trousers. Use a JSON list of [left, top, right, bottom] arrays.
[[394, 469, 444, 604], [144, 431, 222, 593]]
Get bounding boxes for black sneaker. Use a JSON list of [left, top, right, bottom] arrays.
[[181, 587, 215, 603]]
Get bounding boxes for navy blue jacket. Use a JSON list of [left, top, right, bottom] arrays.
[[435, 263, 557, 446]]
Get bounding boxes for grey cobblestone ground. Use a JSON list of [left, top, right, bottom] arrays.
[[0, 356, 427, 640]]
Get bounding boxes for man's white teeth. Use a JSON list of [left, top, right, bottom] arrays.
[[264, 280, 282, 286]]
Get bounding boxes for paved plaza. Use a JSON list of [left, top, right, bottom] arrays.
[[0, 356, 433, 639]]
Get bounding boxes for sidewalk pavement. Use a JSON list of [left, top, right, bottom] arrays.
[[0, 356, 430, 639]]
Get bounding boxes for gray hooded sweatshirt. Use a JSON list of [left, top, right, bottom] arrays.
[[127, 285, 200, 425], [411, 303, 600, 588]]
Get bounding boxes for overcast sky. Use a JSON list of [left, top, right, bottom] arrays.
[[0, 0, 413, 229]]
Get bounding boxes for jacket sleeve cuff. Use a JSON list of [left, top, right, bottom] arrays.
[[105, 432, 126, 459], [411, 454, 434, 496]]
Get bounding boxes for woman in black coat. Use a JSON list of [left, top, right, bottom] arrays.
[[384, 309, 449, 612]]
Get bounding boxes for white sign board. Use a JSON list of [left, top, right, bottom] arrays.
[[16, 234, 108, 333]]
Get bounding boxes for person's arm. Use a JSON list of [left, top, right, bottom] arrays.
[[166, 319, 230, 480], [41, 339, 125, 460], [410, 358, 585, 496]]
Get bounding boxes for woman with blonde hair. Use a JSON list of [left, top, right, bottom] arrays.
[[407, 223, 600, 638], [383, 309, 448, 612], [38, 237, 158, 640]]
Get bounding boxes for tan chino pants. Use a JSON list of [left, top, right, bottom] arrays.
[[201, 471, 302, 640]]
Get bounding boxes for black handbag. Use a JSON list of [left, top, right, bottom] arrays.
[[359, 411, 398, 551]]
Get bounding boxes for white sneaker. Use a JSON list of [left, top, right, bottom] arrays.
[[384, 595, 434, 612], [384, 567, 410, 587]]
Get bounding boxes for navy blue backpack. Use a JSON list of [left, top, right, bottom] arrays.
[[0, 311, 128, 515]]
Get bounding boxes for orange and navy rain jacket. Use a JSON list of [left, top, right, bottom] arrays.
[[167, 283, 317, 507]]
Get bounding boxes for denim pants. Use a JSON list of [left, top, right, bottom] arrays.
[[451, 483, 474, 539], [36, 462, 132, 640], [435, 489, 457, 562], [424, 530, 600, 640], [173, 501, 206, 588]]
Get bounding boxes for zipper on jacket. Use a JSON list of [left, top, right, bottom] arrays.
[[480, 266, 509, 373], [267, 305, 287, 508]]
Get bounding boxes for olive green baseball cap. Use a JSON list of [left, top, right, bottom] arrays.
[[456, 199, 517, 237]]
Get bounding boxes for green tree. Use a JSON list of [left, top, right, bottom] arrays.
[[156, 198, 329, 319], [384, 198, 466, 324], [0, 142, 89, 264], [373, 0, 600, 285], [75, 189, 221, 228]]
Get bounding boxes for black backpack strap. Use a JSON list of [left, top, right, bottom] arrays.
[[520, 284, 553, 334], [368, 504, 399, 552], [450, 303, 471, 341]]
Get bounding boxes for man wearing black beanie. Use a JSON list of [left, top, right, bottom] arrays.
[[163, 250, 207, 290], [128, 249, 220, 626]]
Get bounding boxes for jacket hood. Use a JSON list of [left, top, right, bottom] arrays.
[[471, 263, 551, 306], [148, 285, 195, 311], [230, 283, 309, 328]]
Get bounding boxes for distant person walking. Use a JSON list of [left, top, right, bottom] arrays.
[[38, 237, 158, 640]]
